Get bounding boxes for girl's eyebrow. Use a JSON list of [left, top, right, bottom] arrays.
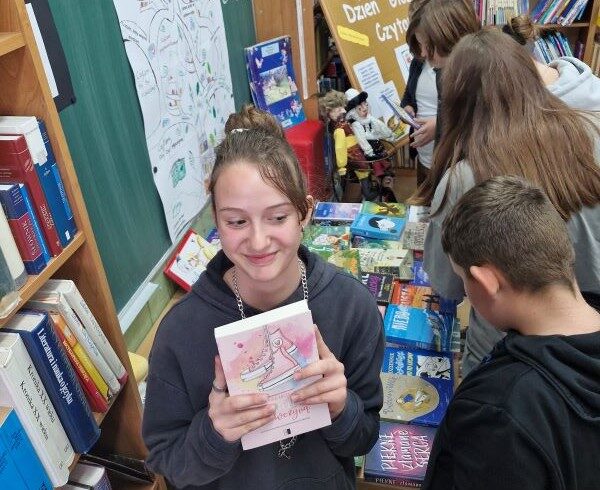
[[217, 202, 293, 213]]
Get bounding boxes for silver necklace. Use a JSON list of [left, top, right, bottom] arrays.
[[231, 257, 308, 459]]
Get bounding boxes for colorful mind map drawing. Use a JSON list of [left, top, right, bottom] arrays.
[[112, 0, 235, 241]]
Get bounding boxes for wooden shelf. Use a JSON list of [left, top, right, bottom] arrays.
[[0, 232, 86, 327], [539, 22, 590, 27], [0, 31, 24, 57]]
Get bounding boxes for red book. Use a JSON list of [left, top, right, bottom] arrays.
[[51, 313, 109, 413], [0, 135, 62, 256]]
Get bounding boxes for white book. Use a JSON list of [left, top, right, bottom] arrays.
[[68, 462, 112, 490], [0, 204, 27, 288], [42, 279, 128, 385], [0, 332, 74, 486], [27, 291, 121, 396]]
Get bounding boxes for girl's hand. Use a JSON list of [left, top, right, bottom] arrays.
[[208, 356, 276, 442], [291, 326, 347, 420], [410, 117, 436, 148], [403, 105, 415, 117]]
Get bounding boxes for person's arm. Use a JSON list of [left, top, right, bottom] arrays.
[[351, 120, 375, 157], [333, 127, 348, 176], [423, 164, 475, 300], [142, 324, 242, 488], [423, 398, 555, 490], [319, 298, 385, 457]]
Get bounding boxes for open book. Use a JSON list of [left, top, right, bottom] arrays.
[[380, 93, 421, 130], [214, 300, 331, 450]]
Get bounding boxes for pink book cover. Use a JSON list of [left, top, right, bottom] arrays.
[[214, 300, 331, 450]]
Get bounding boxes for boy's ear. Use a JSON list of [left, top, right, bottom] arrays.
[[469, 265, 501, 297]]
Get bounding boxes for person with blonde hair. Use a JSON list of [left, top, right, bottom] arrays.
[[411, 28, 600, 376]]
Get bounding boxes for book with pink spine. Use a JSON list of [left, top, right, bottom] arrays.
[[214, 299, 331, 450]]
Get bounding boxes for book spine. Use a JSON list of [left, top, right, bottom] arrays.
[[52, 312, 109, 413], [0, 249, 19, 319], [363, 473, 421, 487], [0, 409, 53, 490], [37, 120, 76, 246], [0, 139, 62, 256], [0, 336, 72, 486], [19, 183, 51, 262], [50, 280, 128, 385], [5, 312, 100, 453], [0, 184, 47, 274], [27, 295, 120, 396], [0, 205, 27, 288]]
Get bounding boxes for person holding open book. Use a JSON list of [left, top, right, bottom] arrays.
[[142, 105, 385, 489], [411, 28, 600, 377]]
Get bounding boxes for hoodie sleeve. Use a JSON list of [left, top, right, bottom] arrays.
[[319, 293, 385, 457], [142, 316, 242, 488], [423, 398, 557, 490], [424, 162, 476, 300]]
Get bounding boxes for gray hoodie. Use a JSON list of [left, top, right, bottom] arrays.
[[548, 57, 600, 110], [143, 247, 384, 489]]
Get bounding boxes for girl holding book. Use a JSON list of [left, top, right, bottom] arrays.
[[143, 106, 385, 489], [411, 28, 600, 376], [502, 14, 600, 111]]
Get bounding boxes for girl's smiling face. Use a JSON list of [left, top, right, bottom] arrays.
[[214, 162, 310, 291]]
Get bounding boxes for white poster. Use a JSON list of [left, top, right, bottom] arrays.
[[112, 0, 235, 242]]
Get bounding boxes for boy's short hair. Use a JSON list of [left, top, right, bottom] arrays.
[[441, 176, 575, 292]]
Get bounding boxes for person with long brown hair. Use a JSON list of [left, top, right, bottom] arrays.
[[412, 28, 600, 376]]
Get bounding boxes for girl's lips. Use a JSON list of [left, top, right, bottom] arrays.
[[245, 252, 276, 265]]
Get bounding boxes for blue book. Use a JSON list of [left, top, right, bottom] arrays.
[[350, 212, 406, 241], [245, 36, 306, 129], [313, 202, 361, 224], [0, 407, 52, 490], [380, 346, 454, 426], [0, 421, 26, 489], [0, 183, 47, 275], [19, 184, 50, 263], [411, 259, 430, 287], [5, 310, 100, 453], [36, 120, 76, 247], [383, 304, 453, 352]]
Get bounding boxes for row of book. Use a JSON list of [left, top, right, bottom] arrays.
[[475, 0, 528, 26], [0, 279, 128, 487], [0, 115, 78, 318], [532, 31, 579, 62], [530, 0, 591, 25], [304, 200, 459, 486]]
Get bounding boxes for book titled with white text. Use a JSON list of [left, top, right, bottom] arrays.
[[214, 300, 331, 450]]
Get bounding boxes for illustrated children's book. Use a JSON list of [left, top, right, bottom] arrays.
[[360, 201, 407, 218], [364, 421, 436, 487], [164, 229, 218, 291], [214, 300, 331, 450], [361, 272, 394, 305], [312, 201, 361, 224], [350, 213, 406, 241], [301, 224, 351, 256], [380, 346, 454, 426], [384, 304, 453, 352], [327, 248, 361, 279], [245, 36, 306, 129]]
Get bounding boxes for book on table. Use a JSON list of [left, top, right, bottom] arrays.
[[214, 300, 331, 450]]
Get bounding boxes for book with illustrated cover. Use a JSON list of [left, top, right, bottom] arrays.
[[360, 201, 407, 218], [214, 300, 331, 450], [245, 36, 306, 129], [164, 229, 218, 291], [350, 213, 406, 241], [361, 272, 394, 305], [327, 248, 361, 279], [301, 224, 350, 255], [380, 346, 453, 426], [364, 421, 436, 487], [392, 284, 434, 308], [402, 221, 429, 251], [384, 304, 453, 352], [312, 202, 361, 224], [351, 235, 404, 250], [411, 259, 431, 286]]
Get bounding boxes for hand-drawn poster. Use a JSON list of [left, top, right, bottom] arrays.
[[112, 0, 235, 242]]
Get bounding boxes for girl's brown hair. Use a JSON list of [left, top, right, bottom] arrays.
[[411, 29, 600, 219], [419, 0, 479, 59], [210, 105, 310, 220], [502, 14, 554, 46], [406, 0, 430, 58]]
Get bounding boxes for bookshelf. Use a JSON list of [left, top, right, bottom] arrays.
[[0, 0, 163, 488]]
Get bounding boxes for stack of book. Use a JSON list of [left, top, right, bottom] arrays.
[[0, 279, 127, 487], [0, 116, 78, 319], [305, 201, 460, 487]]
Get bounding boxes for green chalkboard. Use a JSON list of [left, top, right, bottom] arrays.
[[47, 1, 255, 311]]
